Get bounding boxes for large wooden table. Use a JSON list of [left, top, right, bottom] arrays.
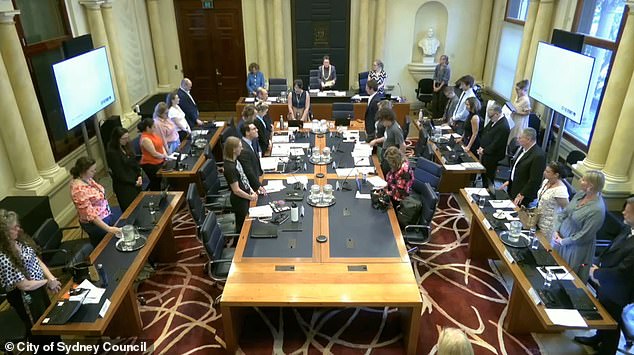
[[32, 192, 184, 337], [428, 139, 486, 193], [236, 97, 411, 127], [220, 124, 423, 354], [459, 189, 616, 333]]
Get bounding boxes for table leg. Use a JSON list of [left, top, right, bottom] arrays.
[[504, 285, 547, 334], [106, 288, 143, 337], [400, 305, 422, 355], [467, 215, 498, 260], [221, 304, 245, 353], [152, 219, 178, 262]]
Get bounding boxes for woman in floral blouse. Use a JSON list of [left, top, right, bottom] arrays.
[[383, 146, 413, 208], [70, 157, 121, 246]]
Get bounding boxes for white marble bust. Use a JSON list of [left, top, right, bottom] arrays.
[[418, 27, 440, 57]]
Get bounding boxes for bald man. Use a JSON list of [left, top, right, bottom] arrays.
[[178, 78, 203, 128]]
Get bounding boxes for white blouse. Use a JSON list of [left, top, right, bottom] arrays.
[[537, 179, 569, 238], [168, 105, 191, 133]]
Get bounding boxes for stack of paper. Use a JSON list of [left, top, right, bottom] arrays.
[[263, 180, 285, 193], [272, 135, 290, 143], [545, 309, 587, 327], [260, 157, 280, 171], [244, 97, 255, 103], [489, 200, 515, 209], [74, 279, 106, 305], [461, 162, 486, 170], [192, 129, 209, 135], [249, 205, 273, 218], [367, 176, 387, 189]]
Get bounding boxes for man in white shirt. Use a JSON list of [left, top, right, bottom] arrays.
[[502, 127, 546, 206], [449, 75, 476, 135]]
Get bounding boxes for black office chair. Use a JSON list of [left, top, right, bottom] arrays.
[[31, 219, 93, 279], [309, 70, 320, 90], [187, 183, 235, 236], [332, 102, 354, 119], [200, 212, 237, 304], [268, 78, 288, 97], [495, 137, 520, 183], [404, 182, 439, 247], [414, 157, 442, 190], [415, 79, 434, 107], [564, 150, 586, 180], [199, 160, 232, 211], [358, 71, 369, 95], [131, 135, 142, 161]]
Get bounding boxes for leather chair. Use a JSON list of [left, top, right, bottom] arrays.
[[199, 159, 232, 210], [332, 102, 354, 119], [495, 137, 520, 183], [268, 78, 288, 97], [31, 219, 93, 277], [187, 183, 235, 236], [413, 157, 442, 190], [358, 71, 369, 95], [404, 182, 439, 246], [415, 78, 434, 107], [200, 212, 237, 304], [309, 70, 320, 90]]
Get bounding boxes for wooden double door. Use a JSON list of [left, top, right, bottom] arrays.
[[174, 0, 246, 111]]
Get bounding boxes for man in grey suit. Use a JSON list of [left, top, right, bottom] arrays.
[[576, 197, 634, 354]]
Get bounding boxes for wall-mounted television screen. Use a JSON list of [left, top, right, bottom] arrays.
[[53, 46, 115, 130], [529, 41, 595, 123]]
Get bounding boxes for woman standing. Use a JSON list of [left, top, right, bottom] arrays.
[[536, 162, 569, 240], [383, 146, 413, 208], [287, 79, 311, 121], [552, 170, 606, 282], [0, 210, 61, 340], [432, 54, 451, 117], [508, 79, 531, 144], [166, 90, 191, 141], [246, 62, 266, 97], [70, 157, 122, 246], [153, 102, 180, 154], [223, 137, 258, 233], [368, 59, 387, 95], [138, 118, 168, 191], [460, 97, 483, 156], [106, 127, 143, 212]]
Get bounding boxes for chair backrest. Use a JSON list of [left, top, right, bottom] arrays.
[[204, 144, 212, 159], [358, 71, 369, 95], [414, 168, 440, 190], [507, 137, 519, 157], [332, 102, 354, 119], [201, 212, 222, 260], [562, 178, 576, 201], [417, 79, 434, 94], [309, 77, 320, 90], [32, 218, 62, 252], [269, 78, 288, 97], [199, 159, 221, 195], [186, 183, 204, 227], [269, 78, 287, 86], [131, 135, 142, 160], [309, 70, 319, 79], [566, 150, 586, 167], [418, 182, 439, 226], [416, 157, 442, 177]]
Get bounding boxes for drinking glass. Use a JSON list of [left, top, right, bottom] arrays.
[[323, 184, 333, 202], [509, 221, 522, 242], [478, 196, 486, 208], [310, 184, 321, 202], [312, 147, 320, 161], [122, 225, 136, 251]]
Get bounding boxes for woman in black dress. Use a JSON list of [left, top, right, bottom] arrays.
[[460, 97, 483, 156], [106, 127, 143, 211], [223, 136, 258, 233]]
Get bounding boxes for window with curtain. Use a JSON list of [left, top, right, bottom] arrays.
[[492, 22, 524, 99], [506, 0, 530, 24], [563, 0, 626, 148], [12, 0, 94, 161]]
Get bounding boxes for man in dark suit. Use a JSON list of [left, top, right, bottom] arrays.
[[253, 101, 271, 156], [238, 121, 265, 194], [575, 197, 634, 354], [256, 88, 273, 133], [365, 79, 382, 142], [178, 78, 203, 128], [502, 127, 545, 206], [477, 102, 510, 188]]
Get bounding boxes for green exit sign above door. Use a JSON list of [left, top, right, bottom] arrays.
[[202, 0, 213, 9]]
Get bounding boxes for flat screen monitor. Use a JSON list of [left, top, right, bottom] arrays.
[[529, 41, 595, 123], [53, 46, 115, 130]]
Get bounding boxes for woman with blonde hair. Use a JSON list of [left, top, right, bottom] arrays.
[[153, 101, 180, 154], [508, 79, 531, 144], [553, 170, 606, 282], [223, 137, 258, 233], [437, 327, 473, 355]]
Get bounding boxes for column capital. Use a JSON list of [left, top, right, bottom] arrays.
[[80, 1, 105, 10], [101, 0, 114, 9], [0, 10, 20, 24]]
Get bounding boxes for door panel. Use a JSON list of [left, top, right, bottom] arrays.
[[174, 0, 246, 111]]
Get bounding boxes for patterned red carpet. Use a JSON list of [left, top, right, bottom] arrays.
[[130, 194, 541, 354]]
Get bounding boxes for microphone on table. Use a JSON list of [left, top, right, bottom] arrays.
[[542, 263, 587, 283], [340, 167, 356, 191], [397, 82, 403, 101]]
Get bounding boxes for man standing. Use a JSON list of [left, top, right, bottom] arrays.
[[449, 75, 476, 134], [442, 86, 459, 122], [477, 102, 510, 188], [238, 121, 265, 194], [576, 197, 634, 355], [178, 78, 203, 128], [365, 79, 381, 141], [502, 127, 545, 206], [256, 88, 273, 133], [318, 56, 337, 90]]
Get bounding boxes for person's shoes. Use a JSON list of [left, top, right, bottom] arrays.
[[574, 335, 600, 350]]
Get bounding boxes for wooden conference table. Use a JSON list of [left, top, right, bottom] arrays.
[[460, 188, 616, 333], [235, 96, 411, 127], [220, 122, 423, 354], [428, 137, 486, 193], [157, 123, 224, 193], [32, 192, 184, 337]]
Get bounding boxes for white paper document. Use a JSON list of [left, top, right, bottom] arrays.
[[75, 279, 106, 305], [167, 152, 188, 160], [464, 188, 489, 196], [537, 266, 575, 281], [213, 121, 225, 127], [489, 200, 515, 209], [249, 205, 273, 218], [272, 135, 290, 143], [286, 176, 309, 185], [244, 97, 255, 102], [192, 129, 209, 135], [461, 162, 485, 170], [444, 164, 466, 171], [260, 157, 280, 171], [367, 176, 387, 189], [99, 298, 111, 318], [355, 191, 371, 199], [545, 309, 587, 327]]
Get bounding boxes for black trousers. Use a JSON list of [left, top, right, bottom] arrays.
[[230, 193, 250, 234], [113, 182, 141, 212], [80, 207, 122, 246], [431, 86, 448, 118], [141, 163, 163, 191], [6, 286, 62, 352], [596, 297, 624, 355], [480, 156, 499, 188]]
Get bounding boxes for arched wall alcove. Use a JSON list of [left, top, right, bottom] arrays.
[[411, 1, 449, 63]]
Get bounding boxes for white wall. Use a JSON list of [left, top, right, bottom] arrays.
[[383, 0, 483, 103]]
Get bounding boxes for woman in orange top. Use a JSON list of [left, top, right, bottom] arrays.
[[139, 118, 168, 191]]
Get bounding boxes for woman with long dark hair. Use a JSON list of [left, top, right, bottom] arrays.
[[223, 136, 258, 233], [106, 127, 143, 211], [70, 157, 122, 246], [0, 210, 61, 343]]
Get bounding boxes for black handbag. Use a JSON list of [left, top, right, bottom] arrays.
[[71, 262, 92, 283], [371, 190, 390, 211]]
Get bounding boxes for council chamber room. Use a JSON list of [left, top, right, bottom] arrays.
[[1, 0, 634, 354]]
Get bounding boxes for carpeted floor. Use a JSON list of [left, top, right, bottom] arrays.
[[129, 193, 541, 354]]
